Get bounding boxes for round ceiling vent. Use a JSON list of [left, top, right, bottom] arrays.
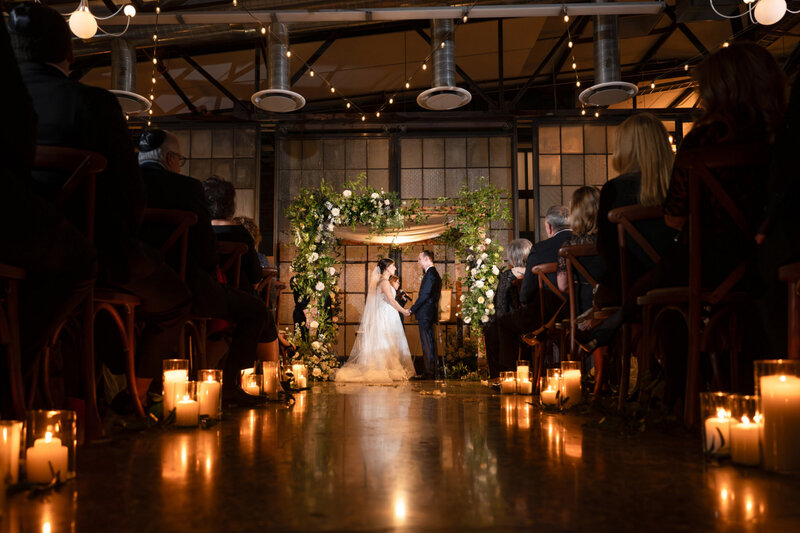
[[110, 89, 151, 115], [251, 89, 306, 113], [579, 81, 638, 107], [417, 86, 472, 111]]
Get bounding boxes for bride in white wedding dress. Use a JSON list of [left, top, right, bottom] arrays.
[[335, 258, 417, 383]]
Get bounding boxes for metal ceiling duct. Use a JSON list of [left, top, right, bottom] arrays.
[[417, 19, 471, 110], [251, 22, 305, 112], [109, 39, 150, 115], [579, 2, 638, 107]]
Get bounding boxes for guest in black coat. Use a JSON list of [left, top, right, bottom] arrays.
[[137, 130, 277, 397], [203, 176, 262, 293], [485, 206, 571, 378], [595, 113, 676, 306], [9, 4, 191, 403], [0, 11, 96, 388], [409, 250, 442, 379]]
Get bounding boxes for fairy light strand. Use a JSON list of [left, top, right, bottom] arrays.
[[147, 1, 160, 126]]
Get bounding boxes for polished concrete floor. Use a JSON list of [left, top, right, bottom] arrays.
[[3, 382, 800, 532]]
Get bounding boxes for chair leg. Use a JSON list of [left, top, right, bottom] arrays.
[[124, 305, 145, 418], [618, 323, 630, 410], [2, 280, 26, 419], [82, 297, 105, 442], [684, 303, 702, 428], [593, 347, 607, 399]]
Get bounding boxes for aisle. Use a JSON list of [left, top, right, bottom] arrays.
[[4, 382, 800, 532]]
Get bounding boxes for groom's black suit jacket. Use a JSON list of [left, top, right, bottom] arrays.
[[410, 266, 441, 324]]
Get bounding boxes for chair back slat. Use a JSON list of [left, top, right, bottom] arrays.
[[217, 241, 248, 289], [608, 205, 664, 302], [141, 209, 198, 281], [559, 243, 600, 359]]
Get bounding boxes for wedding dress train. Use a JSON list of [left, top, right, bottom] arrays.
[[335, 268, 416, 383]]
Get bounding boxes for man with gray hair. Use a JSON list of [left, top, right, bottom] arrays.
[[519, 205, 571, 306]]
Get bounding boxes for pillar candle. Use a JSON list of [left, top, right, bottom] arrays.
[[517, 380, 533, 395], [541, 388, 558, 406], [198, 378, 221, 418], [26, 432, 68, 483], [0, 423, 21, 484], [292, 364, 304, 388], [516, 364, 530, 378], [730, 415, 761, 466], [561, 369, 581, 408], [163, 369, 188, 416], [704, 408, 731, 456], [296, 376, 308, 389], [501, 379, 516, 394], [175, 396, 199, 427], [760, 374, 800, 472]]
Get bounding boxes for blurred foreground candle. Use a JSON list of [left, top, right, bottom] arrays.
[[292, 364, 308, 389], [163, 359, 189, 417], [560, 361, 581, 408], [175, 382, 199, 427], [517, 371, 533, 395], [516, 360, 529, 382], [25, 410, 75, 483], [755, 360, 800, 472], [198, 370, 222, 419], [242, 370, 261, 396], [700, 392, 732, 457], [730, 394, 761, 466], [540, 369, 561, 407], [500, 371, 516, 394], [0, 420, 23, 484], [262, 361, 280, 400]]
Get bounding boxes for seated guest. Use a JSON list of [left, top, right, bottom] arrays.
[[596, 113, 676, 306], [203, 176, 262, 293], [233, 216, 271, 268], [0, 13, 96, 391], [557, 186, 604, 315], [484, 238, 532, 378], [9, 3, 191, 407], [518, 206, 572, 307], [137, 130, 278, 399]]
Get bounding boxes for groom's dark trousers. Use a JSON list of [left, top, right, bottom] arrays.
[[410, 266, 442, 378]]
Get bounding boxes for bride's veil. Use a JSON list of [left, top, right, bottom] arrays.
[[347, 266, 383, 364]]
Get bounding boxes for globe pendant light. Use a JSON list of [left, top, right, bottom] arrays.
[[69, 0, 98, 39], [754, 0, 787, 25]]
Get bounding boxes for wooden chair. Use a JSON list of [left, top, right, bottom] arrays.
[[33, 146, 121, 439], [256, 267, 279, 311], [608, 204, 664, 409], [521, 262, 566, 393], [778, 261, 800, 360], [0, 264, 26, 419]]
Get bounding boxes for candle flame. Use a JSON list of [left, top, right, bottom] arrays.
[[182, 394, 190, 401], [754, 412, 762, 424], [207, 376, 214, 382], [716, 408, 730, 419], [741, 415, 750, 425], [780, 375, 787, 383], [44, 431, 52, 443]]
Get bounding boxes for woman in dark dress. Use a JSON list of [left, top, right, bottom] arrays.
[[557, 186, 604, 315], [595, 112, 676, 306]]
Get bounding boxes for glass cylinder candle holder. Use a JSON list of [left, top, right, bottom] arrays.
[[292, 363, 309, 389], [0, 420, 23, 485], [162, 359, 189, 419], [241, 369, 262, 396], [700, 392, 733, 458], [25, 410, 76, 483], [754, 359, 800, 472], [500, 371, 517, 394], [560, 361, 582, 408], [197, 369, 223, 420], [174, 381, 199, 428], [729, 394, 761, 467], [516, 371, 533, 395], [516, 359, 530, 383], [539, 371, 561, 408], [262, 361, 281, 401]]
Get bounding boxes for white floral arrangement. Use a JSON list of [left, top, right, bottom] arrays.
[[459, 237, 504, 331]]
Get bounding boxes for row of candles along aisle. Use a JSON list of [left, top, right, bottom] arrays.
[[499, 360, 583, 409], [701, 359, 800, 474]]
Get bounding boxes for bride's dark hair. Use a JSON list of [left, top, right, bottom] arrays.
[[377, 258, 394, 273]]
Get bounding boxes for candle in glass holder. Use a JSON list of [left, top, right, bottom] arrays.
[[760, 374, 800, 472], [26, 431, 68, 483], [292, 364, 307, 389], [175, 395, 200, 427], [731, 414, 761, 466], [560, 362, 582, 408], [242, 371, 261, 396], [516, 370, 533, 395], [500, 371, 516, 394], [198, 370, 222, 418], [516, 360, 530, 381], [0, 421, 22, 484], [262, 361, 280, 400], [163, 368, 188, 416], [540, 379, 559, 406], [704, 407, 732, 456]]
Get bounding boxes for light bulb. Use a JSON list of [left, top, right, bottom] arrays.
[[156, 6, 160, 14], [422, 63, 427, 70], [650, 81, 655, 89], [361, 115, 366, 122], [754, 0, 786, 25], [594, 111, 599, 118], [564, 14, 569, 22], [125, 114, 129, 120], [576, 81, 581, 87], [123, 4, 136, 17], [286, 50, 292, 58], [233, 0, 237, 5], [153, 34, 158, 41], [389, 98, 394, 104], [148, 109, 153, 115], [330, 87, 335, 93], [346, 102, 351, 109], [463, 14, 468, 22], [568, 41, 573, 48], [440, 42, 445, 48], [150, 94, 154, 100], [571, 62, 576, 69], [405, 82, 410, 89], [309, 70, 314, 77], [376, 112, 381, 118], [69, 2, 98, 40], [147, 120, 151, 126], [684, 64, 689, 71], [153, 57, 158, 65], [261, 27, 266, 35], [723, 41, 730, 48], [152, 77, 156, 84], [581, 109, 586, 116]]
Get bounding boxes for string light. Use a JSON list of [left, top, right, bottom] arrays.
[[389, 98, 393, 104], [723, 41, 730, 47], [563, 11, 589, 118], [346, 102, 351, 109], [564, 14, 569, 22], [594, 111, 599, 118], [440, 42, 446, 48], [147, 0, 160, 125], [568, 41, 573, 48], [684, 64, 689, 71], [376, 111, 381, 118], [286, 50, 292, 58], [422, 63, 427, 70], [463, 14, 468, 23], [405, 82, 410, 89], [581, 109, 586, 116], [261, 26, 266, 35], [309, 70, 314, 77], [232, 0, 237, 5], [330, 87, 335, 93], [361, 115, 366, 121], [650, 81, 656, 89]]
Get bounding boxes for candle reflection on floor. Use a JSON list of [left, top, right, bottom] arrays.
[[706, 468, 768, 524]]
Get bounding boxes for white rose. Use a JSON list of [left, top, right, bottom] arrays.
[[328, 267, 336, 276], [460, 294, 466, 302], [314, 235, 320, 243], [371, 192, 380, 199], [311, 341, 321, 350], [481, 315, 489, 323], [477, 296, 485, 304], [485, 238, 492, 245], [384, 199, 390, 205], [475, 280, 484, 288], [331, 207, 340, 217], [315, 281, 325, 291], [492, 265, 500, 275], [313, 367, 322, 377], [463, 316, 472, 324], [481, 253, 488, 260], [327, 223, 335, 231], [325, 201, 333, 210], [310, 252, 320, 262], [343, 190, 352, 198], [488, 303, 495, 309], [310, 320, 319, 329], [476, 260, 483, 268], [486, 289, 495, 299]]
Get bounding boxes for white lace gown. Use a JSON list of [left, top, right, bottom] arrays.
[[335, 283, 416, 383]]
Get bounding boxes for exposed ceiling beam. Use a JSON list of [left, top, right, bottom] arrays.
[[667, 86, 695, 108], [157, 63, 199, 113], [290, 35, 338, 86], [664, 6, 708, 56], [181, 54, 246, 111], [631, 22, 676, 75]]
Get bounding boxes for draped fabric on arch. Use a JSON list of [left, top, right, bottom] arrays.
[[333, 214, 450, 245]]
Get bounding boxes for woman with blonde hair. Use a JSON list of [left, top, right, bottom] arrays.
[[596, 113, 678, 304], [557, 186, 604, 314]]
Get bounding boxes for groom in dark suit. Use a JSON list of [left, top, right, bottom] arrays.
[[409, 250, 442, 379]]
